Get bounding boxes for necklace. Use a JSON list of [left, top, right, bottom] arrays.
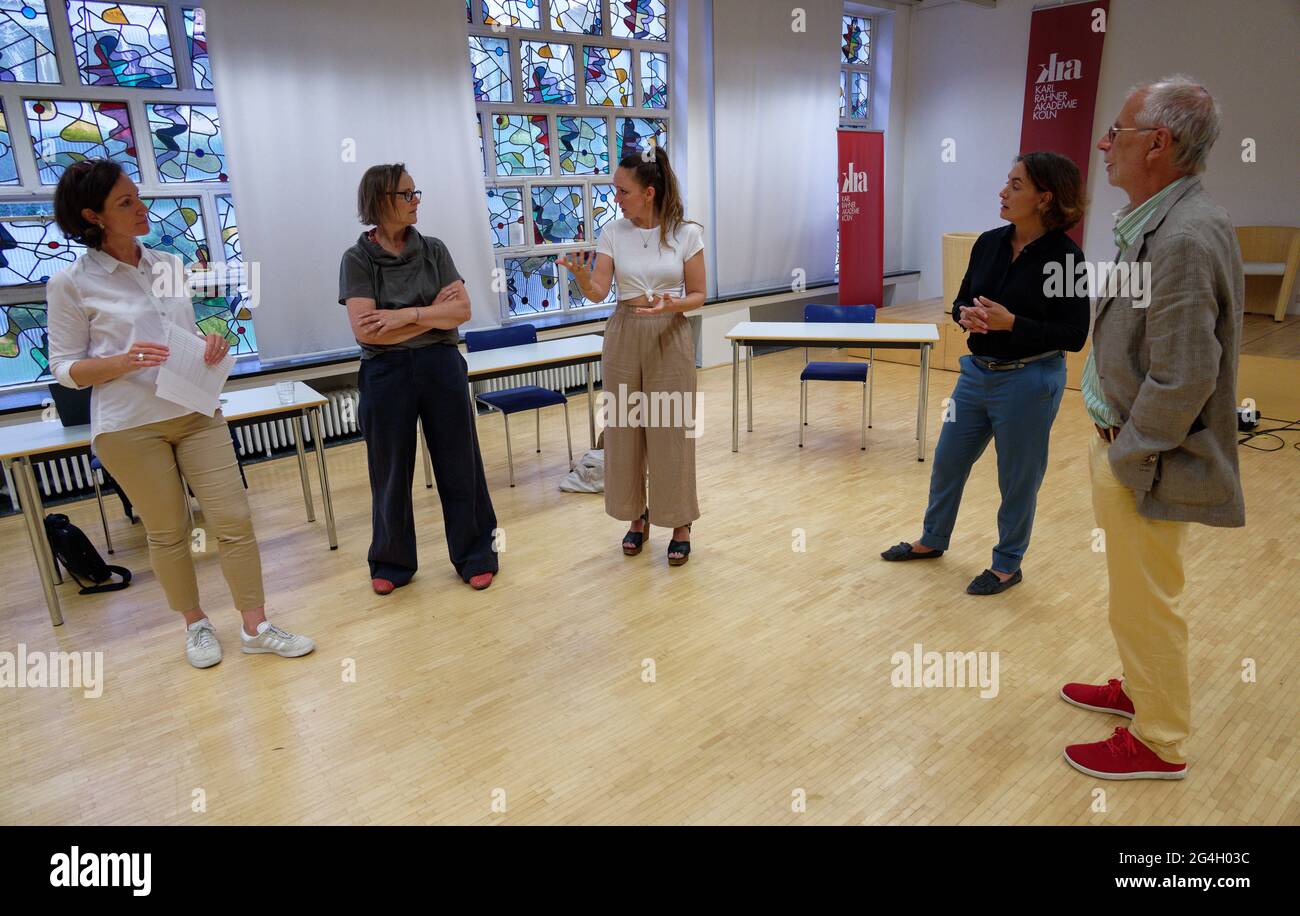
[[636, 221, 658, 248]]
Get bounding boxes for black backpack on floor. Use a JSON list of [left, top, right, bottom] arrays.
[[42, 513, 132, 595]]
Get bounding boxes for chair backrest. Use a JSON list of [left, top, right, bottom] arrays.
[[1235, 226, 1300, 264], [464, 323, 539, 353], [804, 303, 876, 324], [46, 383, 91, 427]]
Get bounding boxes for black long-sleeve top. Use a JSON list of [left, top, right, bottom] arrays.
[[951, 224, 1090, 360]]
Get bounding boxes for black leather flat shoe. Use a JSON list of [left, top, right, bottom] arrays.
[[880, 541, 944, 561], [966, 568, 1022, 595]]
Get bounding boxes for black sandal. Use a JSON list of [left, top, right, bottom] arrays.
[[623, 509, 650, 556], [880, 541, 944, 561], [667, 523, 692, 567]]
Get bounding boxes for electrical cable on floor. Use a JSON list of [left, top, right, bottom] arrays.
[[1238, 416, 1300, 453]]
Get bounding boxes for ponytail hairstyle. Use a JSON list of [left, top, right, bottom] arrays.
[[53, 158, 124, 249], [616, 144, 699, 251]]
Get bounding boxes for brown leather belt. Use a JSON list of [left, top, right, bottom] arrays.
[[1095, 423, 1121, 443]]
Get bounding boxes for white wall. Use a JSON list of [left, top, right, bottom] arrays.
[[899, 0, 1300, 310]]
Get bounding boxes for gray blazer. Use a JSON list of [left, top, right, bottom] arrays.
[[1092, 176, 1246, 527]]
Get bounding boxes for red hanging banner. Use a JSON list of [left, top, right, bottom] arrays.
[[837, 129, 884, 309], [1019, 0, 1110, 246]]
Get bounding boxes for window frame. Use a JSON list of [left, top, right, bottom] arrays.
[[839, 10, 874, 128]]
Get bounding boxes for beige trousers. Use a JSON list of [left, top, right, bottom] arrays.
[[601, 302, 700, 528], [94, 410, 265, 613], [1088, 434, 1191, 763]]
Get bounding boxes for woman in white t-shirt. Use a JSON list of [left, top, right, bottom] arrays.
[[559, 147, 706, 566]]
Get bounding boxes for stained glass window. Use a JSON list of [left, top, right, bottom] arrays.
[[531, 184, 583, 245], [583, 46, 631, 107], [640, 50, 667, 109], [25, 98, 139, 184], [849, 71, 869, 120], [183, 7, 211, 90], [520, 40, 575, 104], [0, 101, 18, 184], [148, 103, 226, 182], [550, 0, 600, 35], [842, 15, 869, 65], [611, 0, 667, 41], [590, 182, 617, 237], [67, 0, 177, 88], [486, 185, 524, 247], [0, 0, 60, 83], [215, 193, 239, 263], [0, 300, 50, 384], [615, 117, 666, 160], [482, 0, 539, 30], [0, 201, 81, 286], [140, 196, 208, 266], [468, 35, 512, 103], [503, 255, 559, 316], [557, 115, 607, 175], [839, 70, 846, 118], [194, 292, 256, 355], [492, 113, 550, 176], [465, 0, 471, 23], [565, 270, 615, 308]]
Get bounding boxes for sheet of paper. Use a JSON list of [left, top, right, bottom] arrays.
[[154, 324, 234, 416]]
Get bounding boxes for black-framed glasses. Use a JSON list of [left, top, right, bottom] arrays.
[[387, 189, 423, 202]]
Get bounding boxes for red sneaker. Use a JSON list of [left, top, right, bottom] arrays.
[[1060, 678, 1134, 718], [469, 572, 494, 590], [371, 578, 396, 596], [1064, 727, 1187, 780]]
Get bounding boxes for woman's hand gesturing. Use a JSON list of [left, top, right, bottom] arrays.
[[119, 341, 170, 372], [557, 250, 596, 282]]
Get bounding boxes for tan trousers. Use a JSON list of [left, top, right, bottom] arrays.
[[1088, 434, 1191, 763], [94, 410, 265, 613], [601, 302, 700, 528]]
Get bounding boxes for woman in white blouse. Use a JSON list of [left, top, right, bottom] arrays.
[[46, 159, 314, 668], [559, 147, 706, 566]]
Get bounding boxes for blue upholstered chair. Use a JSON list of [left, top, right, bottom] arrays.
[[463, 323, 573, 487], [799, 303, 876, 449]]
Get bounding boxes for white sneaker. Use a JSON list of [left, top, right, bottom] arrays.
[[240, 621, 315, 658], [185, 618, 222, 669]]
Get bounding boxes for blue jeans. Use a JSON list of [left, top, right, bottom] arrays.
[[918, 353, 1066, 574]]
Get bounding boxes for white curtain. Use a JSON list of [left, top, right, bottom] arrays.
[[711, 0, 841, 297], [204, 0, 496, 362]]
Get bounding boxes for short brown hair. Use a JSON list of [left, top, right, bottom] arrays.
[[356, 162, 406, 226], [53, 159, 125, 249], [1014, 151, 1085, 232]]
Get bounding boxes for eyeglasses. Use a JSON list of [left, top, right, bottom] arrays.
[[1106, 125, 1176, 143], [386, 189, 423, 202]]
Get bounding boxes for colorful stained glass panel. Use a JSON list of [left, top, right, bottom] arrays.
[[611, 0, 666, 41], [25, 98, 139, 184], [148, 103, 226, 182], [842, 15, 870, 65], [640, 50, 667, 109], [590, 182, 618, 237], [615, 117, 666, 160], [492, 113, 550, 176], [468, 35, 512, 103], [486, 185, 524, 248], [183, 7, 211, 90], [193, 292, 256, 355], [0, 101, 18, 184], [67, 0, 177, 88], [520, 40, 575, 104], [557, 115, 607, 175], [482, 0, 540, 30], [583, 46, 631, 107], [503, 255, 559, 316], [140, 196, 208, 266], [215, 193, 239, 263], [0, 201, 81, 286], [531, 184, 583, 245], [0, 301, 51, 385], [0, 0, 60, 83], [849, 72, 869, 120], [550, 0, 600, 35]]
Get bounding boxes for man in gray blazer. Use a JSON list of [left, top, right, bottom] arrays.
[[1059, 75, 1245, 780]]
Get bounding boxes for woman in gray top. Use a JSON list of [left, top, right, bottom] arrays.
[[338, 163, 499, 594]]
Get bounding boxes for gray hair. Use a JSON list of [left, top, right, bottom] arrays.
[[1130, 74, 1221, 174]]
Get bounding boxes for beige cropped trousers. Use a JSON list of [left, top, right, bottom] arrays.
[[600, 301, 700, 528]]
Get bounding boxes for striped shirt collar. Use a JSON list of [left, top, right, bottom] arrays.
[[1112, 175, 1192, 250]]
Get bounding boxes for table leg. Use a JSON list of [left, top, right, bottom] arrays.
[[918, 343, 931, 462], [10, 457, 63, 626], [586, 362, 596, 449], [731, 339, 739, 452], [308, 407, 338, 550], [294, 410, 315, 522], [746, 345, 754, 432]]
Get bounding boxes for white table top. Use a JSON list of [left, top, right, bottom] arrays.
[[0, 381, 327, 461], [726, 321, 939, 344], [464, 333, 604, 377]]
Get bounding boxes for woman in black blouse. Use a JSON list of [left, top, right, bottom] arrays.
[[881, 152, 1088, 595]]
